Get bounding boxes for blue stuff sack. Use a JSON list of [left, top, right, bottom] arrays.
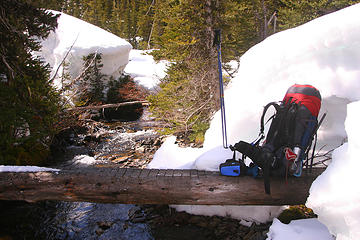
[[219, 159, 241, 176]]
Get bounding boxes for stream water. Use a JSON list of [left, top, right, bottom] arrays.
[[0, 110, 163, 240]]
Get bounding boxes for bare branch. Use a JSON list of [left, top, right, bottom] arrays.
[[50, 34, 79, 83]]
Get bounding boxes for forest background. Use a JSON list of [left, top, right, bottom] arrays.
[[1, 0, 359, 165]]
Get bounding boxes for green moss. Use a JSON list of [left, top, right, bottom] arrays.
[[277, 205, 317, 224]]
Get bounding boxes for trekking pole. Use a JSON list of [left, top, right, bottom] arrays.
[[214, 29, 228, 149]]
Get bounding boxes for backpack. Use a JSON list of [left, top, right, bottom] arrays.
[[228, 84, 324, 194]]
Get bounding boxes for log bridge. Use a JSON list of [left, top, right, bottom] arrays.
[[0, 167, 324, 205]]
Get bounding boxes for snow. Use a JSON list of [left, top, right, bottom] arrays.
[[37, 10, 132, 89], [36, 11, 169, 92], [72, 155, 98, 165], [148, 3, 360, 240], [124, 49, 168, 90], [0, 165, 59, 172], [148, 136, 204, 169], [306, 101, 360, 240], [175, 205, 285, 226], [266, 218, 334, 240]]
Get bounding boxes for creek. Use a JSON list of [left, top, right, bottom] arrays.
[[0, 109, 163, 240]]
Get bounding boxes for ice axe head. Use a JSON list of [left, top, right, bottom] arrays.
[[213, 29, 221, 47]]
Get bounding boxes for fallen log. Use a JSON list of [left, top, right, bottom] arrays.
[[0, 167, 324, 205], [65, 100, 150, 112]]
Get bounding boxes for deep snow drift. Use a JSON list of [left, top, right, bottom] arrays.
[[307, 101, 360, 240], [124, 49, 168, 90], [149, 3, 360, 240], [37, 10, 132, 89]]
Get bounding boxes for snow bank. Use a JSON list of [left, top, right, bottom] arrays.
[[0, 166, 59, 172], [149, 3, 360, 237], [307, 101, 360, 240], [124, 50, 168, 90], [37, 10, 132, 89], [175, 205, 285, 226], [266, 218, 334, 240], [147, 136, 204, 169]]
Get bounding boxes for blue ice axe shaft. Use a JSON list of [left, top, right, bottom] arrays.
[[214, 29, 228, 149]]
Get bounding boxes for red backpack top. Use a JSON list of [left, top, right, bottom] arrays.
[[283, 84, 321, 117]]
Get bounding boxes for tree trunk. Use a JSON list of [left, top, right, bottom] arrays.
[[205, 0, 220, 110], [0, 167, 325, 205]]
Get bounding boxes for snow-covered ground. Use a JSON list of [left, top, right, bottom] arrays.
[[7, 4, 360, 239]]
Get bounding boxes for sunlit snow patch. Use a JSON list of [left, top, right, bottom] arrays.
[[0, 166, 60, 172]]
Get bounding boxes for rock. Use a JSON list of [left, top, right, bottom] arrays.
[[128, 206, 147, 223], [84, 134, 101, 143], [95, 221, 113, 236], [136, 146, 145, 153], [154, 138, 162, 146], [131, 216, 147, 223], [128, 206, 142, 218], [112, 155, 130, 163], [95, 228, 104, 236], [97, 221, 113, 230], [248, 231, 267, 240]]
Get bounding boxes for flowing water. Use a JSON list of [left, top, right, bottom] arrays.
[[0, 110, 163, 240], [0, 201, 153, 240]]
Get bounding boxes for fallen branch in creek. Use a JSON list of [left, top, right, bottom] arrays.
[[65, 100, 150, 112]]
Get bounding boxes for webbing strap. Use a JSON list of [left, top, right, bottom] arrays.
[[260, 102, 280, 135], [263, 156, 271, 194]]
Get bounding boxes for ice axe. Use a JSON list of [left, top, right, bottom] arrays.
[[213, 29, 228, 149]]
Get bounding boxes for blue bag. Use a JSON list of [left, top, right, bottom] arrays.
[[219, 159, 241, 176]]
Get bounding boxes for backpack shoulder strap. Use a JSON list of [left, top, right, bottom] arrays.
[[260, 101, 281, 136]]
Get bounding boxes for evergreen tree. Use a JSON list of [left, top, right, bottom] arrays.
[[0, 0, 61, 165], [62, 0, 84, 18], [277, 0, 360, 30], [148, 0, 223, 140], [77, 53, 106, 105]]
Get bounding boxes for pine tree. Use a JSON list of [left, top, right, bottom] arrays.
[[77, 53, 106, 105], [0, 0, 61, 165], [148, 0, 223, 140], [277, 0, 360, 30]]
